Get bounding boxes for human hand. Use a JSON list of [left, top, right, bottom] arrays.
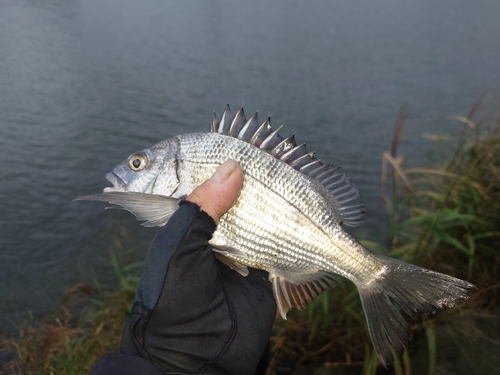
[[91, 160, 276, 375], [185, 159, 244, 224]]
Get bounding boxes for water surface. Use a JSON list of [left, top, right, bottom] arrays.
[[1, 0, 499, 331]]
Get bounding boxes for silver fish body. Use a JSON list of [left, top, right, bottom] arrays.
[[163, 132, 376, 280], [77, 106, 475, 366]]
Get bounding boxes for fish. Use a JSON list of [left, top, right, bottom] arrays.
[[76, 105, 476, 367]]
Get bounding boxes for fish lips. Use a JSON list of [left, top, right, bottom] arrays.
[[103, 172, 126, 192]]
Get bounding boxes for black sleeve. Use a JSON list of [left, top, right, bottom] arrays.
[[90, 201, 276, 375], [89, 353, 166, 375]]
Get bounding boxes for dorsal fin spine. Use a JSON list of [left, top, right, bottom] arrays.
[[238, 112, 260, 141], [281, 143, 307, 163], [259, 124, 284, 150], [321, 172, 343, 185], [323, 178, 345, 189], [325, 181, 349, 191], [210, 112, 219, 132], [290, 152, 316, 168], [210, 106, 366, 227], [271, 134, 296, 157], [218, 104, 234, 134], [229, 107, 247, 136], [300, 160, 324, 175], [331, 185, 357, 197], [308, 165, 331, 179], [249, 118, 272, 145], [315, 169, 338, 181]]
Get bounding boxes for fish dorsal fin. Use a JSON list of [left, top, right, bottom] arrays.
[[270, 271, 341, 319], [210, 106, 366, 227], [229, 107, 247, 136], [238, 111, 260, 141], [218, 104, 234, 134]]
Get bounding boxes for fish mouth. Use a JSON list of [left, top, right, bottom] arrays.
[[103, 172, 126, 193]]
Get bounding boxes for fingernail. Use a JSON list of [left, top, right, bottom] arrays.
[[211, 160, 238, 184]]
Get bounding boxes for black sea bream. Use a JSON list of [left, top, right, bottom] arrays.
[[77, 106, 475, 366]]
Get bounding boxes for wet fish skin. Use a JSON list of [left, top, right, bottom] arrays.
[[76, 106, 476, 367]]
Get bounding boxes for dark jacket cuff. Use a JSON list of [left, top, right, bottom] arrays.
[[90, 353, 225, 375]]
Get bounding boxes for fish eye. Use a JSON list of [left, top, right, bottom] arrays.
[[128, 152, 148, 171]]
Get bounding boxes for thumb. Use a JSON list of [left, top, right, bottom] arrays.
[[186, 160, 244, 224]]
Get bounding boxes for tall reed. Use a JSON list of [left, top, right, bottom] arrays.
[[268, 99, 500, 374]]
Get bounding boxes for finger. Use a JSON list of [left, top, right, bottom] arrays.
[[186, 160, 244, 224]]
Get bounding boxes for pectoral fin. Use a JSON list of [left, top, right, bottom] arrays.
[[74, 192, 181, 227], [270, 271, 341, 319], [211, 244, 249, 276]]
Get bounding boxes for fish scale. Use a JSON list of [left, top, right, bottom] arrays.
[[205, 148, 339, 271], [179, 133, 337, 224], [76, 105, 476, 367]]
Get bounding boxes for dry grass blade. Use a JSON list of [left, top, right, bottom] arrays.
[[423, 133, 456, 142], [405, 168, 458, 178], [382, 152, 412, 191], [449, 115, 477, 130], [391, 102, 411, 156]]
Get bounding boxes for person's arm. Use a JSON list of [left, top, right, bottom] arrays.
[[90, 161, 276, 375]]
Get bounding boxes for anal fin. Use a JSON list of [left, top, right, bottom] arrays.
[[270, 271, 341, 319]]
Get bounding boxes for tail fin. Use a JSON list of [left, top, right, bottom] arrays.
[[358, 255, 476, 367]]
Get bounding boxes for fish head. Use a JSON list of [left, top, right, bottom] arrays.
[[103, 138, 181, 196]]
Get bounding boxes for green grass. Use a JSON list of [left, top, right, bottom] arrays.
[[0, 248, 138, 375], [268, 100, 500, 374], [0, 284, 135, 374], [2, 101, 500, 375]]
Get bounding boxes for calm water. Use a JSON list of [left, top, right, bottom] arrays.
[[1, 0, 499, 332]]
